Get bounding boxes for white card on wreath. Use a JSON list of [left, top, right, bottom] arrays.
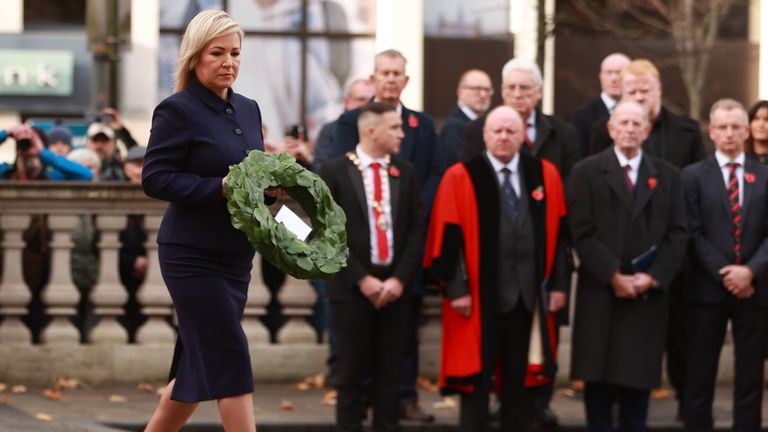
[[274, 205, 312, 241]]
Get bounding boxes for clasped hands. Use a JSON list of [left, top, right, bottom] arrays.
[[449, 291, 567, 318], [359, 275, 404, 309], [611, 271, 657, 299], [719, 264, 754, 299]]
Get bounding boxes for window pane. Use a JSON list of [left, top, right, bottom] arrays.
[[305, 0, 376, 34], [24, 0, 86, 30], [160, 0, 223, 29], [304, 36, 375, 140], [425, 0, 509, 38], [158, 34, 181, 101], [237, 36, 303, 142], [229, 0, 304, 32]]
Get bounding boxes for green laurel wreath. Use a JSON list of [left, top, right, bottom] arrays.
[[225, 151, 349, 279]]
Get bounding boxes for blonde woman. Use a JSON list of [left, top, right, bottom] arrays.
[[142, 10, 266, 432]]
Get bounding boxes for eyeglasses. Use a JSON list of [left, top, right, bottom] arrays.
[[502, 84, 535, 93], [461, 85, 494, 95]]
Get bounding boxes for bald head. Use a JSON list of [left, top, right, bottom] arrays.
[[483, 106, 524, 163], [457, 69, 493, 115], [600, 53, 631, 100]]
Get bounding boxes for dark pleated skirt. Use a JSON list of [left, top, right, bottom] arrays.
[[158, 243, 255, 402]]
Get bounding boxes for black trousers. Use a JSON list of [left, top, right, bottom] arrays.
[[683, 299, 765, 432], [665, 269, 688, 404], [459, 302, 533, 432], [584, 382, 650, 432], [331, 293, 412, 432]]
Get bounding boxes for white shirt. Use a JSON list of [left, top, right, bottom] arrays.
[[486, 150, 521, 197], [600, 91, 619, 113], [356, 145, 394, 265], [525, 112, 537, 145], [458, 103, 479, 121], [614, 147, 642, 186], [715, 151, 745, 206]]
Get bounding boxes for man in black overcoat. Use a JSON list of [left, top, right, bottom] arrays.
[[568, 100, 688, 431]]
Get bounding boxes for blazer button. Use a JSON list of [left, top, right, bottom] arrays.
[[235, 128, 242, 135], [226, 108, 233, 115]]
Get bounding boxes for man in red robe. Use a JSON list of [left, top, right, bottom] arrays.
[[423, 106, 569, 431]]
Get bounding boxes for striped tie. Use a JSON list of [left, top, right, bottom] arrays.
[[727, 162, 742, 263]]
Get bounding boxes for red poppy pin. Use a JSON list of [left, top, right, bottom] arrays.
[[408, 114, 419, 128], [531, 186, 545, 201], [745, 172, 756, 184], [647, 177, 658, 190], [388, 165, 400, 177]]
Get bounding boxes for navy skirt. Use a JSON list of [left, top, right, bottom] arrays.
[[158, 243, 255, 402]]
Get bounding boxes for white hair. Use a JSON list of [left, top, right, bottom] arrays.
[[67, 148, 102, 170], [501, 58, 542, 87]]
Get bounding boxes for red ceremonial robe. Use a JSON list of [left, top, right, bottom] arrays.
[[423, 152, 567, 394]]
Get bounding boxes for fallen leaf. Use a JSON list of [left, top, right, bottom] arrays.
[[651, 388, 673, 400], [0, 383, 6, 392], [11, 385, 27, 394], [136, 383, 155, 393], [0, 396, 9, 404], [108, 394, 127, 403], [570, 380, 585, 391], [295, 382, 312, 391], [558, 388, 577, 398], [416, 376, 439, 393], [311, 373, 325, 388], [280, 399, 294, 411], [433, 396, 457, 409], [35, 413, 54, 422], [43, 389, 63, 401], [55, 377, 82, 391], [322, 390, 337, 406]]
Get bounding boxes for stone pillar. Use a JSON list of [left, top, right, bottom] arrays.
[[276, 275, 316, 344], [40, 215, 80, 344], [0, 215, 32, 344], [89, 215, 129, 344], [135, 215, 175, 343], [243, 254, 271, 344]]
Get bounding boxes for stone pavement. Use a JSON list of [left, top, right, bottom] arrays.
[[0, 381, 766, 431]]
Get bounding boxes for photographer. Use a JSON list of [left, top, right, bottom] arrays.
[[87, 108, 139, 181], [0, 125, 93, 181]]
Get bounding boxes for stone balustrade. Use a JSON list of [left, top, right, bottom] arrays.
[[0, 182, 735, 387]]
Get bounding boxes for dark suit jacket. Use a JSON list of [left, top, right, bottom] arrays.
[[462, 108, 580, 179], [332, 105, 445, 213], [572, 96, 609, 158], [142, 79, 264, 252], [319, 156, 425, 302], [588, 106, 705, 169], [439, 106, 472, 166], [567, 148, 689, 389], [682, 157, 768, 306]]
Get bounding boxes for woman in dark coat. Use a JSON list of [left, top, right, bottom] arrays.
[[141, 10, 265, 431]]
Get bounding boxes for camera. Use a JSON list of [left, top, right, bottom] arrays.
[[85, 111, 114, 124], [284, 124, 305, 139], [16, 138, 31, 151]]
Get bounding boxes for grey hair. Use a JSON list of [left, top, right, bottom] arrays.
[[501, 58, 542, 87], [709, 98, 748, 124]]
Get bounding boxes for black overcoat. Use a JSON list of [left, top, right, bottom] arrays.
[[567, 148, 688, 389]]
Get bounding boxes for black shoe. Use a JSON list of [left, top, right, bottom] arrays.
[[400, 402, 435, 423], [535, 406, 559, 426]]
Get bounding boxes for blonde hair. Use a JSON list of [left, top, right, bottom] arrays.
[[174, 10, 244, 93], [621, 59, 660, 82]]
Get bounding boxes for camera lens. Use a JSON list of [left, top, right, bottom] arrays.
[[17, 139, 31, 151]]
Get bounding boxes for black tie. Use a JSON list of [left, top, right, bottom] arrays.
[[501, 167, 519, 217]]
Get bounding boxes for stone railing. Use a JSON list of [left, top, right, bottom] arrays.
[[0, 182, 443, 384]]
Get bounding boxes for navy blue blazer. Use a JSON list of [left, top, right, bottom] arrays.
[[332, 105, 445, 214], [683, 156, 768, 306], [142, 79, 264, 252], [439, 106, 472, 167]]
